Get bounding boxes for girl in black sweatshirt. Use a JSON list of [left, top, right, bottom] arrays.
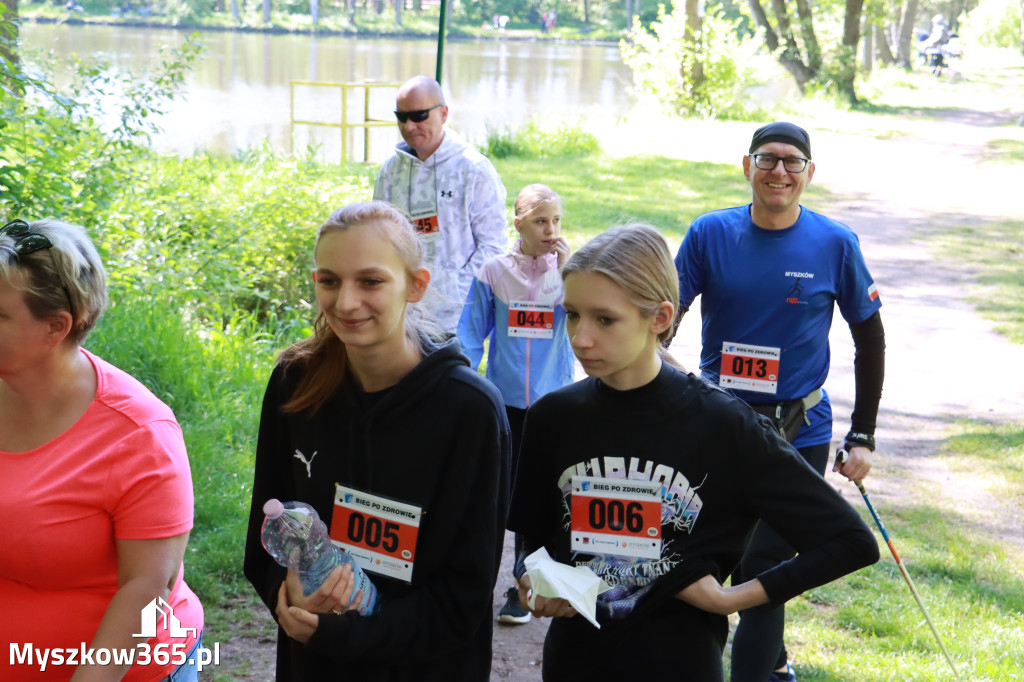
[[244, 201, 510, 682], [507, 224, 879, 681]]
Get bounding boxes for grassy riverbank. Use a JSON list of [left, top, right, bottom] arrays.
[[17, 2, 624, 43]]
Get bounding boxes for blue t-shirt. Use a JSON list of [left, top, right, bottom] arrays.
[[675, 204, 881, 447]]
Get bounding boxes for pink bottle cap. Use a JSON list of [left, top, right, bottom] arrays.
[[263, 498, 285, 519]]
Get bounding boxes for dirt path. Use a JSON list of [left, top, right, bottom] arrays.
[[493, 74, 1024, 680], [217, 71, 1024, 681]]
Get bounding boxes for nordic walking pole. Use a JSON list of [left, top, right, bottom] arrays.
[[837, 449, 960, 680]]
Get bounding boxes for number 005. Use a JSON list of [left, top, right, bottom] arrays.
[[347, 513, 400, 552]]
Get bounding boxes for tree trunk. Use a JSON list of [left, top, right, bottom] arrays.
[[584, 0, 590, 23], [375, 0, 383, 15], [861, 16, 873, 73], [394, 0, 400, 25], [895, 0, 919, 66], [625, 0, 633, 27], [793, 0, 821, 72], [229, 0, 240, 21], [876, 22, 895, 64], [311, 0, 319, 24], [839, 0, 865, 104], [684, 0, 704, 103], [747, 0, 815, 90], [262, 0, 271, 23]]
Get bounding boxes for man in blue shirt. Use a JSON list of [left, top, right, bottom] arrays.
[[672, 122, 885, 682]]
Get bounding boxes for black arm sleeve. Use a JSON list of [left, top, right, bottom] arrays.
[[512, 538, 544, 582], [849, 311, 885, 435]]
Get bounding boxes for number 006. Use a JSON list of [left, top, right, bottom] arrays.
[[588, 499, 643, 533]]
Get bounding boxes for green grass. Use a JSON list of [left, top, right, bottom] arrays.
[[932, 220, 1024, 343], [758, 497, 1024, 679], [981, 138, 1024, 165], [493, 152, 751, 250], [945, 422, 1024, 498]]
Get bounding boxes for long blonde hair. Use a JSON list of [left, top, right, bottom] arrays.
[[561, 223, 686, 372], [279, 201, 439, 413]]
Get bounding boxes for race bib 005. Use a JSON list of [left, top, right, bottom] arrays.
[[330, 485, 423, 583]]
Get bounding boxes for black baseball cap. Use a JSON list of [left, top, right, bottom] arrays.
[[749, 122, 812, 159]]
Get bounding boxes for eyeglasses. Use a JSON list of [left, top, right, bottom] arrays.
[[1, 219, 55, 257], [394, 103, 443, 124], [751, 154, 810, 173]]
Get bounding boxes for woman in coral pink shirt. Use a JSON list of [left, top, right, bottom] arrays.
[[0, 219, 203, 682]]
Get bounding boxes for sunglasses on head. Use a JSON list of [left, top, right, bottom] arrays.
[[1, 219, 76, 318], [1, 219, 55, 258], [394, 103, 443, 124]]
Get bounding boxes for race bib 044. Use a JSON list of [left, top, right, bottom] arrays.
[[507, 301, 554, 339]]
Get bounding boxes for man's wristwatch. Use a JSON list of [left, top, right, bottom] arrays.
[[844, 430, 876, 452]]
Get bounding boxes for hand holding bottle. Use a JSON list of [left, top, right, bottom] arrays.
[[261, 499, 378, 615], [276, 563, 359, 644]]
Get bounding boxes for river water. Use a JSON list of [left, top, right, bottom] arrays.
[[20, 23, 635, 163]]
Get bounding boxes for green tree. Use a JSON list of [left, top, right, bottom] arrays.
[[843, 0, 865, 101], [621, 2, 762, 118], [745, 0, 867, 102], [896, 0, 921, 65], [0, 32, 203, 220], [745, 0, 819, 90], [0, 0, 17, 96]]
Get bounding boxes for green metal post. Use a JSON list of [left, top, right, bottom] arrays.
[[436, 0, 448, 85]]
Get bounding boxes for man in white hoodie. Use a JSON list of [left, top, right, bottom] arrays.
[[373, 75, 508, 332]]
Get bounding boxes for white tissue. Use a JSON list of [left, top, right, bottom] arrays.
[[523, 547, 611, 628]]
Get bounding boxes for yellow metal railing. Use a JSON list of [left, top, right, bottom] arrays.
[[289, 81, 400, 162]]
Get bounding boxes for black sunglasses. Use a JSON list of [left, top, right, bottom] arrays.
[[1, 219, 55, 257], [1, 219, 75, 318], [394, 103, 443, 124]]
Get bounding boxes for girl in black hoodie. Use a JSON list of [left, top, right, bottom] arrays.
[[244, 201, 510, 682], [508, 224, 879, 681]]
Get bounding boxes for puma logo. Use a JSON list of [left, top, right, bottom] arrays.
[[293, 449, 318, 478]]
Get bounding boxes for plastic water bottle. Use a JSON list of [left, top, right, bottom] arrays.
[[261, 499, 378, 615]]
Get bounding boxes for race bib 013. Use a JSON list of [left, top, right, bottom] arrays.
[[719, 342, 780, 394]]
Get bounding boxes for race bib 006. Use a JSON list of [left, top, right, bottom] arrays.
[[570, 476, 662, 560]]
